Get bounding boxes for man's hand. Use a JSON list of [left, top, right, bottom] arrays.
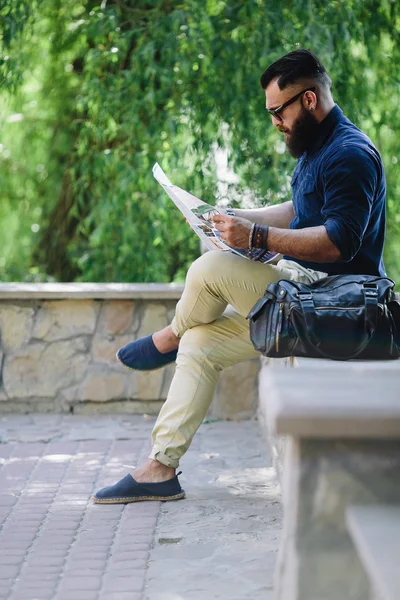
[[211, 213, 252, 249]]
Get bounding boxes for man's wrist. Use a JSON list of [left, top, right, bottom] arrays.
[[251, 224, 269, 249]]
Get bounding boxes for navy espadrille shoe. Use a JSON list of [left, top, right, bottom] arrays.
[[116, 335, 178, 371], [92, 472, 185, 504]]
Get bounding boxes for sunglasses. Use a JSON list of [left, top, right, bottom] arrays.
[[266, 87, 316, 122]]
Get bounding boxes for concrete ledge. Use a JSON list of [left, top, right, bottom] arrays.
[[266, 367, 400, 438], [258, 357, 400, 479], [258, 356, 400, 600], [0, 282, 184, 300], [347, 505, 400, 600], [259, 357, 400, 439]]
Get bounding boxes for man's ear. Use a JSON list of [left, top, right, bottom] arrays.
[[304, 90, 317, 111]]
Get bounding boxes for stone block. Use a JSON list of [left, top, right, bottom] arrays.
[[0, 304, 35, 352], [78, 367, 127, 402], [97, 301, 135, 335], [91, 334, 131, 365], [3, 338, 88, 398], [135, 304, 169, 338], [33, 300, 98, 342], [134, 370, 164, 401], [58, 385, 79, 404]]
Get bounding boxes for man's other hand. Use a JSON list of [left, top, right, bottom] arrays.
[[211, 214, 252, 249]]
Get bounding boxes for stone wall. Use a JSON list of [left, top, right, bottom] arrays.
[[0, 284, 259, 417]]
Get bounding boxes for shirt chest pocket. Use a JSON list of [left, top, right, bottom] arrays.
[[293, 174, 323, 224]]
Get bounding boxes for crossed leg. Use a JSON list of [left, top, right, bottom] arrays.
[[149, 306, 259, 467], [147, 250, 295, 469]]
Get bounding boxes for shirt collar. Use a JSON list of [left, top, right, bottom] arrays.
[[307, 104, 343, 155]]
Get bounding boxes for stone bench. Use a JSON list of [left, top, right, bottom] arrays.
[[347, 505, 400, 600], [258, 356, 400, 600], [0, 283, 259, 417]]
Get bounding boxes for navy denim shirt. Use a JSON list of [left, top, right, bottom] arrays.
[[286, 105, 386, 276]]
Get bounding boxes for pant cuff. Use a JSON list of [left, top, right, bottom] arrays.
[[149, 448, 180, 469]]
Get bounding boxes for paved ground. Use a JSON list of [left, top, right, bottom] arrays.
[[0, 414, 282, 600]]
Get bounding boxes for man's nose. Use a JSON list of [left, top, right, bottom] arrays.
[[271, 115, 282, 127]]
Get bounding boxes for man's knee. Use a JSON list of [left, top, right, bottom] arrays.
[[178, 325, 216, 355], [177, 324, 225, 368], [186, 251, 235, 285], [177, 322, 255, 372]]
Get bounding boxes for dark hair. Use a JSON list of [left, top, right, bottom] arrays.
[[260, 49, 331, 91]]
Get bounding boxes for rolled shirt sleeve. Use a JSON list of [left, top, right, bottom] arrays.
[[321, 146, 380, 262]]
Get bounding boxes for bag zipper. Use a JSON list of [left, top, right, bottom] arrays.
[[315, 306, 363, 311], [291, 276, 394, 294], [288, 303, 384, 315], [275, 302, 284, 352]]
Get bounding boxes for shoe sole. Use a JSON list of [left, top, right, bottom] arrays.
[[91, 491, 186, 504]]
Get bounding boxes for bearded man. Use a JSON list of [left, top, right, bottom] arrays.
[[93, 49, 386, 504]]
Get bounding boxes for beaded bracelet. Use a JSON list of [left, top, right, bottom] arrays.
[[248, 224, 255, 251]]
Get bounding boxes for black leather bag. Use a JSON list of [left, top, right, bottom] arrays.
[[247, 274, 400, 361]]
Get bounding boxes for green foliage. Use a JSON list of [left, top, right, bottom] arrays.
[[1, 0, 400, 282], [0, 0, 42, 91]]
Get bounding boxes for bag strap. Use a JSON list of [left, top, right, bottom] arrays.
[[363, 283, 379, 335], [297, 292, 319, 346], [297, 283, 379, 360]]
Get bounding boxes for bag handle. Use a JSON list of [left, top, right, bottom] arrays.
[[297, 284, 379, 360]]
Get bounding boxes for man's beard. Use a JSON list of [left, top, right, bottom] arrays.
[[284, 107, 319, 158]]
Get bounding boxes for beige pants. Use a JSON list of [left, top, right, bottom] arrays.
[[149, 251, 327, 468]]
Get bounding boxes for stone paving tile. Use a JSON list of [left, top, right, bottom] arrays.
[[0, 419, 157, 600], [0, 414, 281, 600]]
